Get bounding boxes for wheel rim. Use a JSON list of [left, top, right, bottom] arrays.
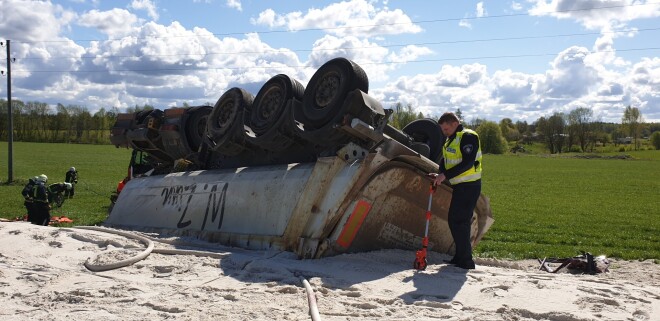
[[217, 101, 235, 128], [258, 86, 284, 121], [314, 71, 340, 109]]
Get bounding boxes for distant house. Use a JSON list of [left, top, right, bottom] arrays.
[[616, 137, 633, 144]]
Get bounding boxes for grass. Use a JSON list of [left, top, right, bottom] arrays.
[[0, 142, 658, 261], [0, 142, 132, 225], [479, 151, 660, 261]]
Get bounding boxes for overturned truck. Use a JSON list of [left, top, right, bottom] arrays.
[[108, 57, 493, 260]]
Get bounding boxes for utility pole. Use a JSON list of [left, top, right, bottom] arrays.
[[4, 40, 13, 184]]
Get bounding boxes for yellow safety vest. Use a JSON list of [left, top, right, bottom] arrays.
[[443, 128, 482, 185]]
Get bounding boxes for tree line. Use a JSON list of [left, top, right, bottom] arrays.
[[388, 103, 660, 154], [0, 99, 155, 144], [1, 99, 658, 153]]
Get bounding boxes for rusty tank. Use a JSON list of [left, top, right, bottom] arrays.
[[107, 57, 493, 259]]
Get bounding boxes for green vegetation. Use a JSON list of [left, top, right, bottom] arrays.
[[0, 142, 132, 225], [0, 142, 658, 261], [478, 151, 660, 261], [652, 131, 660, 150], [476, 121, 507, 154]]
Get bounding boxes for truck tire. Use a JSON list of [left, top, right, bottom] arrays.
[[207, 88, 254, 155], [184, 106, 212, 152], [250, 74, 304, 136], [301, 58, 369, 129], [402, 118, 444, 162]]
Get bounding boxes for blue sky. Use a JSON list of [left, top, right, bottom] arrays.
[[1, 0, 659, 123]]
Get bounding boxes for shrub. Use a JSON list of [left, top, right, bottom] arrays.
[[476, 121, 507, 154], [651, 131, 660, 150]]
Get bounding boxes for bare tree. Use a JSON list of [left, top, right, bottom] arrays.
[[622, 106, 643, 150], [568, 107, 593, 152], [389, 102, 421, 129], [535, 113, 566, 154]]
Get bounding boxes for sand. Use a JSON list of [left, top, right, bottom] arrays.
[[0, 222, 657, 321]]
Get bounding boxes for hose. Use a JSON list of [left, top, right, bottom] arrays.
[[300, 276, 322, 321], [68, 226, 321, 320], [73, 226, 155, 272], [69, 226, 230, 272]]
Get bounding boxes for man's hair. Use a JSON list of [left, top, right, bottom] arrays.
[[438, 112, 460, 125]]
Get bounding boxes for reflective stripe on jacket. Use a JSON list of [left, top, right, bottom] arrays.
[[443, 128, 483, 185]]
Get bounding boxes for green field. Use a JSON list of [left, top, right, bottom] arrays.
[[0, 142, 658, 261], [0, 142, 132, 225], [480, 152, 659, 261]]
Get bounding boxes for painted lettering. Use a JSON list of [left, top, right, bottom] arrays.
[[200, 182, 229, 230], [160, 182, 229, 230]]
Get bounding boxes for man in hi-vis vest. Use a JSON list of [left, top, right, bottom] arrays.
[[431, 112, 482, 270]]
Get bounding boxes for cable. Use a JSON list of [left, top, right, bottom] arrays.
[[15, 26, 660, 61], [9, 1, 660, 44], [12, 46, 660, 74]]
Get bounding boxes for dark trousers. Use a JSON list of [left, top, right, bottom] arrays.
[[448, 181, 481, 264], [31, 203, 51, 226], [24, 200, 35, 222]]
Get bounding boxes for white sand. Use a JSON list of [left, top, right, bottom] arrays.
[[0, 222, 657, 321]]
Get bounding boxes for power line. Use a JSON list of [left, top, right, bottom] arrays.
[[12, 47, 660, 74], [12, 26, 660, 61], [9, 1, 660, 44]]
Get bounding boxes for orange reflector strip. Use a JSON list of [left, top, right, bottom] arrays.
[[336, 200, 372, 248]]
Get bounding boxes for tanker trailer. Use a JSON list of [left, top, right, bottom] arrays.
[[107, 57, 493, 260]]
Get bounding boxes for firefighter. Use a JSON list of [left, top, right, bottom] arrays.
[[431, 112, 482, 270], [48, 182, 73, 208], [64, 167, 78, 198], [21, 176, 38, 221], [30, 174, 51, 226]]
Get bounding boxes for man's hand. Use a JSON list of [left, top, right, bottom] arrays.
[[427, 173, 445, 186]]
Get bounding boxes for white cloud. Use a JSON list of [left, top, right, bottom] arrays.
[[227, 0, 243, 12], [492, 70, 539, 105], [1, 1, 657, 123], [130, 0, 159, 21], [0, 0, 72, 42], [387, 46, 434, 64], [371, 63, 495, 119], [307, 35, 390, 81], [546, 46, 601, 97], [476, 2, 487, 17], [459, 2, 488, 29], [527, 0, 660, 31], [78, 9, 139, 37], [624, 57, 660, 120], [306, 35, 433, 83], [511, 1, 523, 11], [250, 0, 422, 37], [459, 17, 472, 29]]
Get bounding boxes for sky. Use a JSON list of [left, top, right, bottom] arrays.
[[0, 0, 659, 123]]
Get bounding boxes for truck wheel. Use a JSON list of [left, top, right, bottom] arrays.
[[403, 119, 444, 162], [301, 58, 368, 129], [184, 106, 212, 152], [250, 74, 304, 136], [207, 88, 254, 155]]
